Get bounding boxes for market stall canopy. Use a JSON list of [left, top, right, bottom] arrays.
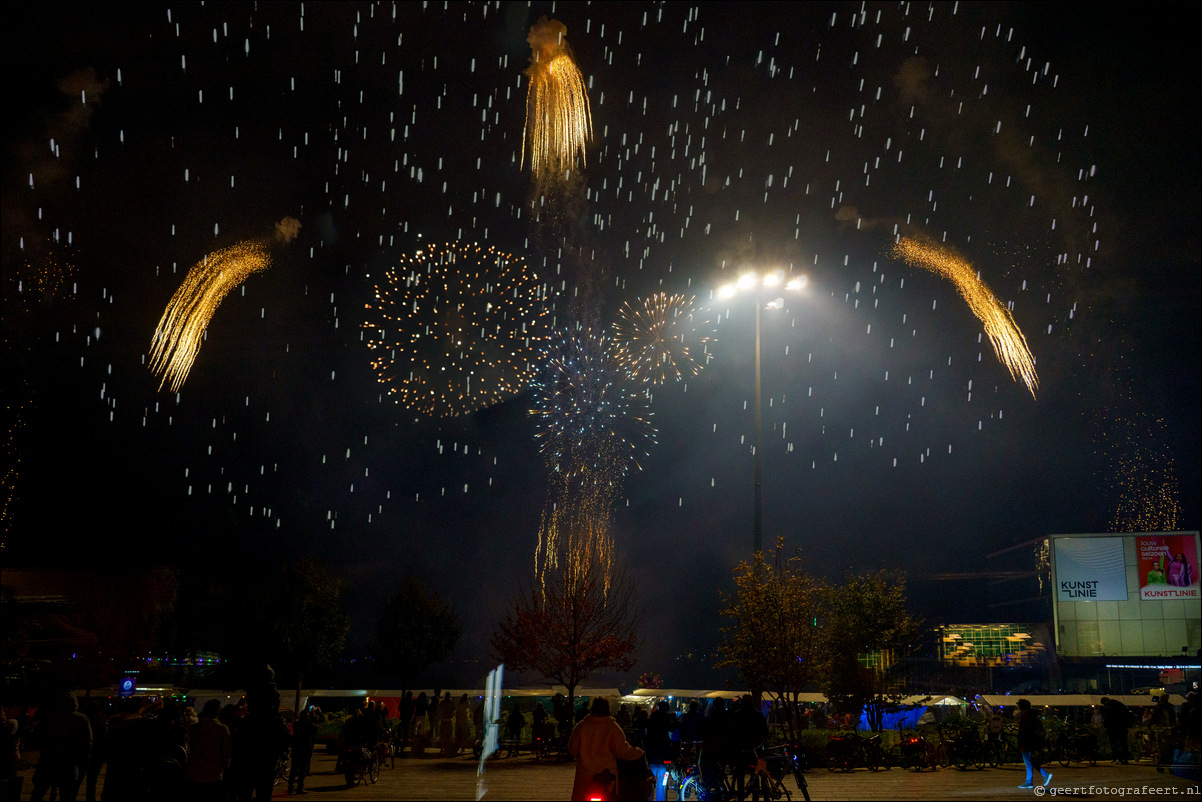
[[980, 694, 1185, 708], [899, 694, 968, 706]]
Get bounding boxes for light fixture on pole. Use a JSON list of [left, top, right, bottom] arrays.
[[715, 271, 807, 554]]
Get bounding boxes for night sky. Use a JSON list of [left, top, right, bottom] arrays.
[[3, 2, 1198, 687]]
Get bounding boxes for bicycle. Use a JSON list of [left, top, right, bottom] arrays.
[[782, 742, 811, 802], [983, 726, 1022, 767], [826, 731, 889, 771], [679, 748, 797, 801], [665, 741, 702, 799], [342, 745, 378, 787], [897, 729, 938, 771], [933, 722, 986, 770], [1054, 722, 1098, 768]]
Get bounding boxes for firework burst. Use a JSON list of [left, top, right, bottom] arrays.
[[149, 240, 273, 393], [530, 325, 656, 481], [363, 242, 551, 418], [611, 292, 711, 387], [891, 236, 1039, 397], [521, 17, 592, 190]]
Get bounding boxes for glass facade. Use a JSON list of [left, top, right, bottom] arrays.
[[939, 623, 1047, 666]]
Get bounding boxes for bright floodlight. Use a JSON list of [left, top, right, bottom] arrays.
[[785, 276, 807, 292], [717, 284, 737, 300], [762, 272, 782, 287], [737, 273, 757, 289]]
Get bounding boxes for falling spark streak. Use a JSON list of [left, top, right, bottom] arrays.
[[611, 293, 710, 386], [892, 236, 1039, 397], [149, 241, 272, 392], [521, 17, 592, 188]]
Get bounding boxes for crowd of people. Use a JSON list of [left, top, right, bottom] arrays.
[[4, 683, 1198, 801], [2, 667, 292, 802]]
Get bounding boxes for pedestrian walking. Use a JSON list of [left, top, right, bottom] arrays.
[[1016, 699, 1052, 789]]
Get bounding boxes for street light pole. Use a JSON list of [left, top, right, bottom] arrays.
[[716, 271, 806, 558], [753, 298, 763, 555]]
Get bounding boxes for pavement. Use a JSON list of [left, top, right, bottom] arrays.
[[13, 749, 1200, 800]]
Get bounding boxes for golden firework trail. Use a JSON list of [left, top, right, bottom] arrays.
[[892, 236, 1038, 397], [534, 467, 617, 597], [521, 17, 592, 186], [148, 241, 272, 392]]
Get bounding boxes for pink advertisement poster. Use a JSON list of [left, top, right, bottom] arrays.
[[1138, 533, 1200, 600]]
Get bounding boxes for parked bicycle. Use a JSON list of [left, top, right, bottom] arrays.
[[897, 729, 938, 771], [1052, 722, 1099, 767], [783, 742, 811, 802], [679, 747, 797, 802], [933, 722, 986, 770], [826, 731, 889, 771], [342, 745, 378, 787], [983, 725, 1022, 768]]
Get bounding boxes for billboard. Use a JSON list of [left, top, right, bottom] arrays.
[[1137, 533, 1200, 601], [1053, 536, 1127, 601]]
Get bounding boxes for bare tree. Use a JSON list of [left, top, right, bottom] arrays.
[[490, 559, 639, 715]]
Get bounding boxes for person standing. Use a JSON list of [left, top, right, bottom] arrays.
[[288, 708, 318, 795], [30, 693, 92, 802], [678, 701, 702, 745], [454, 695, 472, 753], [1100, 697, 1133, 764], [237, 666, 287, 801], [732, 696, 769, 801], [644, 701, 678, 802], [184, 700, 231, 802], [438, 693, 455, 755], [698, 698, 733, 799], [398, 692, 415, 754], [568, 698, 644, 802], [81, 700, 107, 802], [1016, 699, 1052, 789]]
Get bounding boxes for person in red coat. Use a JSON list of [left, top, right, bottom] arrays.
[[568, 698, 643, 801]]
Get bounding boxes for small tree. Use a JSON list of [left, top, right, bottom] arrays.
[[372, 578, 461, 685], [273, 559, 351, 715], [820, 570, 921, 732], [717, 538, 826, 740], [490, 560, 639, 716]]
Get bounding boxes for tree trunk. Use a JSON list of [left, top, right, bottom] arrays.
[[295, 673, 304, 717]]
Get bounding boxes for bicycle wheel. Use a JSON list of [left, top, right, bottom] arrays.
[[368, 760, 379, 784], [763, 774, 791, 801], [680, 775, 704, 801]]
